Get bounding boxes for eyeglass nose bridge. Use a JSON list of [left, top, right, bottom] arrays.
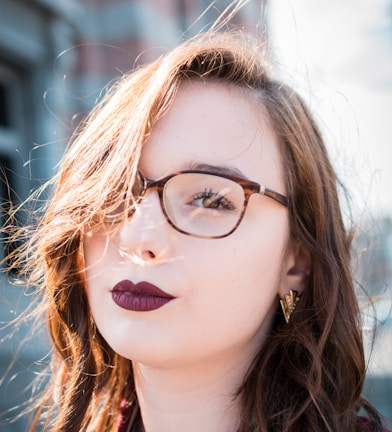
[[137, 173, 165, 198], [133, 171, 168, 217]]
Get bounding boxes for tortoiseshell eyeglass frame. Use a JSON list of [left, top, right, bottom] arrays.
[[129, 169, 289, 240]]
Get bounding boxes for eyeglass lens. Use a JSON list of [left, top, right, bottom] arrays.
[[162, 173, 245, 237]]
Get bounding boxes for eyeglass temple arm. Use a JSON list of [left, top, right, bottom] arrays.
[[260, 186, 289, 207]]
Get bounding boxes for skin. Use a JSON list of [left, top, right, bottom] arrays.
[[83, 81, 307, 432]]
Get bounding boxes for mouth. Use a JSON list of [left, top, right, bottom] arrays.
[[111, 280, 175, 311]]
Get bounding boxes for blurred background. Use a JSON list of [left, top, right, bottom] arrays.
[[0, 0, 391, 430]]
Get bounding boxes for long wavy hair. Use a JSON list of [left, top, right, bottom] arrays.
[[6, 31, 383, 431]]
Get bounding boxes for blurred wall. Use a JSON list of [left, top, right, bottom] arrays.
[[0, 1, 83, 430]]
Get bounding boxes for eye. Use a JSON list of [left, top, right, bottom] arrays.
[[190, 189, 236, 210]]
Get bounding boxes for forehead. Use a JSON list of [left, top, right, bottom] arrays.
[[139, 80, 283, 188]]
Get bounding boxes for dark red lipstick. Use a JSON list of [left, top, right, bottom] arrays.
[[111, 280, 175, 311]]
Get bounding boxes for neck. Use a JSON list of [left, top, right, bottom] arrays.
[[132, 354, 249, 432]]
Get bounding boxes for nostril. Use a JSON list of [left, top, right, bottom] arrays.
[[142, 250, 156, 259]]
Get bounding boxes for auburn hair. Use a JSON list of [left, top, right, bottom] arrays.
[[7, 31, 383, 431]]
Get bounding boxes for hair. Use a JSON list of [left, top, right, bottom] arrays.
[[5, 31, 384, 431]]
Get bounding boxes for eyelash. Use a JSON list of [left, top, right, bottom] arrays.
[[192, 189, 236, 210]]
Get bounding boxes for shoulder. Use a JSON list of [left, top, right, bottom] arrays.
[[116, 398, 133, 432], [117, 399, 141, 432], [356, 416, 392, 432]]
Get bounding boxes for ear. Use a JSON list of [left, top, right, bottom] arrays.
[[278, 239, 311, 298]]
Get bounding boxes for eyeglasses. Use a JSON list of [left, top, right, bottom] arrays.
[[105, 169, 289, 239]]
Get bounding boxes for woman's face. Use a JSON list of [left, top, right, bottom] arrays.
[[84, 81, 295, 369]]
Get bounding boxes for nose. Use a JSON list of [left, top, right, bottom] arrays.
[[117, 190, 171, 263]]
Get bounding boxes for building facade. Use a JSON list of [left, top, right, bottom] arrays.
[[0, 2, 83, 430]]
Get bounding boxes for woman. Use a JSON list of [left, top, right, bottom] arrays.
[[9, 31, 389, 431]]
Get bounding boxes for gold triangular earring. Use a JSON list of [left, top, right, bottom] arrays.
[[280, 290, 301, 324]]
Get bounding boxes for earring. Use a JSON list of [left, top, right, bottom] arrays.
[[280, 290, 301, 324]]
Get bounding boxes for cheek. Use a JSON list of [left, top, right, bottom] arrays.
[[183, 216, 289, 322], [199, 215, 288, 287], [173, 231, 286, 362]]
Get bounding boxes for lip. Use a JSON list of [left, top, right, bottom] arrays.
[[111, 280, 175, 312]]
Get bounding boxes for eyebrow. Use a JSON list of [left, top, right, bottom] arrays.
[[188, 162, 249, 180]]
